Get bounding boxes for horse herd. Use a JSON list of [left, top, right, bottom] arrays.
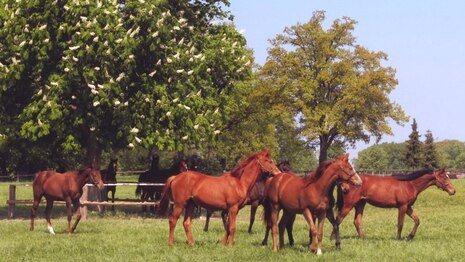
[[28, 150, 456, 255]]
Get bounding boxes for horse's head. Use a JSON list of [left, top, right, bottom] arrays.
[[180, 159, 188, 173], [278, 160, 292, 173], [433, 169, 456, 195], [89, 167, 105, 190], [256, 150, 281, 176], [337, 180, 351, 193], [110, 158, 118, 172], [334, 154, 362, 187]]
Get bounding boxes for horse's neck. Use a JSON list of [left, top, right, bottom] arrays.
[[237, 162, 262, 193], [72, 171, 90, 188], [309, 170, 338, 197], [409, 174, 436, 195]]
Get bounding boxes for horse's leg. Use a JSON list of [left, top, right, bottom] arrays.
[[406, 206, 420, 241], [30, 195, 42, 231], [70, 199, 82, 233], [302, 208, 317, 253], [168, 204, 184, 246], [315, 212, 326, 256], [270, 204, 280, 252], [111, 189, 116, 211], [397, 205, 408, 240], [65, 198, 73, 234], [353, 201, 366, 239], [248, 201, 259, 234], [262, 220, 271, 246], [221, 210, 228, 232], [141, 191, 147, 212], [183, 202, 196, 247], [332, 202, 355, 249], [224, 206, 239, 247], [204, 209, 212, 232], [44, 199, 55, 235], [285, 213, 296, 246]]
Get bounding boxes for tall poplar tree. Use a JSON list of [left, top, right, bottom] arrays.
[[404, 118, 422, 169], [422, 130, 438, 169]]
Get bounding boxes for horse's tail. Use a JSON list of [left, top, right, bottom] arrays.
[[135, 172, 145, 197], [262, 197, 272, 227], [336, 185, 344, 212], [157, 175, 176, 216]]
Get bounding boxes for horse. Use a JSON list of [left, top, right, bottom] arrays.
[[101, 158, 118, 210], [30, 167, 104, 234], [203, 160, 293, 233], [332, 169, 455, 241], [263, 154, 362, 255], [135, 154, 188, 212], [157, 150, 282, 247]]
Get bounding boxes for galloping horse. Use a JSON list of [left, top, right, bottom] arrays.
[[136, 154, 188, 212], [101, 158, 118, 210], [263, 154, 362, 255], [332, 169, 455, 241], [157, 150, 281, 247], [203, 160, 292, 233], [30, 167, 104, 234]]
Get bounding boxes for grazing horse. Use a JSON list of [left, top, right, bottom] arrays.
[[30, 167, 104, 234], [157, 150, 281, 247], [101, 158, 118, 210], [203, 160, 293, 233], [263, 154, 362, 255], [332, 169, 455, 241], [136, 154, 188, 212]]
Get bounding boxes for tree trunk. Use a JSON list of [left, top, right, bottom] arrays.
[[86, 132, 101, 169], [319, 136, 329, 164]]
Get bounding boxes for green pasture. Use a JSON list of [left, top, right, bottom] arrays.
[[0, 179, 463, 262]]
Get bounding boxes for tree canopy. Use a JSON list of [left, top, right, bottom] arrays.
[[0, 0, 252, 169], [259, 10, 407, 163]]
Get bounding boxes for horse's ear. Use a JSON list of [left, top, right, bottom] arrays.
[[262, 149, 271, 157], [341, 153, 349, 161]]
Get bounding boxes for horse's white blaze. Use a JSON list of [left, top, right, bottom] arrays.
[[48, 225, 55, 235], [317, 249, 322, 256]]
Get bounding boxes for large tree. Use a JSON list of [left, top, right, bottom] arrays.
[[259, 10, 407, 163], [404, 118, 422, 169], [0, 0, 251, 169]]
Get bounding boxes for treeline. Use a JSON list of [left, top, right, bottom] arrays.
[[354, 139, 465, 171]]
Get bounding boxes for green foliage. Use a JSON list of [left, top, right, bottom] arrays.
[[0, 0, 251, 170], [422, 130, 438, 169], [259, 10, 407, 162], [404, 118, 423, 169], [436, 139, 465, 168], [354, 146, 389, 170]]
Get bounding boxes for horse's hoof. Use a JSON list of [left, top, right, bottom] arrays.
[[316, 249, 323, 256], [47, 226, 55, 235]]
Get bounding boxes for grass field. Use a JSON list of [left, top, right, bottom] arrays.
[[0, 179, 463, 261]]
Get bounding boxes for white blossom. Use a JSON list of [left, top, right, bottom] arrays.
[[93, 101, 100, 107], [130, 127, 139, 134], [176, 69, 184, 74], [91, 89, 99, 95], [187, 70, 194, 75], [183, 105, 191, 110], [194, 124, 199, 130], [115, 38, 123, 43], [19, 41, 26, 47], [135, 136, 142, 143], [149, 70, 157, 77], [166, 111, 171, 117], [90, 127, 96, 131], [214, 130, 221, 135], [64, 68, 70, 72], [166, 57, 172, 63], [206, 68, 211, 73], [97, 84, 104, 88], [128, 143, 135, 148], [88, 84, 96, 89], [72, 56, 79, 62], [71, 95, 76, 99], [172, 98, 179, 103], [93, 36, 99, 42], [152, 31, 159, 38], [114, 100, 121, 106], [69, 45, 80, 51], [116, 73, 125, 82], [50, 82, 59, 86], [214, 108, 219, 114], [38, 24, 47, 31], [94, 67, 100, 71]]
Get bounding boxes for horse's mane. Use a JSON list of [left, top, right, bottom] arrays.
[[230, 151, 264, 178], [391, 169, 433, 181], [303, 159, 333, 186]]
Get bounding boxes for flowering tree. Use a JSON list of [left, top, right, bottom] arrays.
[[0, 0, 251, 168]]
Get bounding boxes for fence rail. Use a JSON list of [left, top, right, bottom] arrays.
[[6, 183, 165, 219]]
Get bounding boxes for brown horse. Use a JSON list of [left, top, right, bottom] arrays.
[[203, 160, 293, 233], [30, 167, 104, 234], [101, 158, 118, 210], [136, 154, 188, 212], [333, 169, 455, 241], [263, 154, 362, 255], [157, 150, 281, 247]]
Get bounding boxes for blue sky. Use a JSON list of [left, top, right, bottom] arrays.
[[227, 1, 465, 157]]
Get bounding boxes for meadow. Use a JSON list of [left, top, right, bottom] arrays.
[[0, 178, 463, 262]]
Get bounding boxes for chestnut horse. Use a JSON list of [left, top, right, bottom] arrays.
[[30, 167, 104, 234], [136, 154, 188, 212], [333, 169, 455, 241], [157, 150, 281, 247], [203, 160, 293, 233], [101, 158, 118, 210], [263, 154, 362, 255]]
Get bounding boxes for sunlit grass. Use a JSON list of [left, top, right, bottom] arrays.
[[0, 179, 463, 261]]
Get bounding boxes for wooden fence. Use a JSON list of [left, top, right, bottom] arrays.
[[6, 182, 164, 219]]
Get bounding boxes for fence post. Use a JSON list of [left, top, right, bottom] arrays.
[[80, 185, 88, 220], [8, 184, 16, 219]]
